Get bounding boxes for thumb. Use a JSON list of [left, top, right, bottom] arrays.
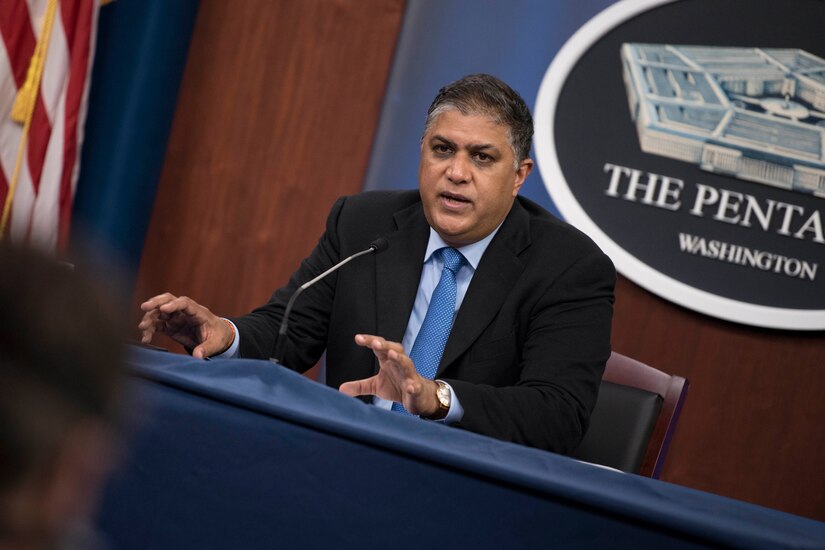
[[192, 338, 221, 359], [191, 344, 208, 359], [339, 377, 373, 397], [192, 320, 232, 359]]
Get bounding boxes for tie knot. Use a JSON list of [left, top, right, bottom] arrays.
[[440, 247, 465, 274]]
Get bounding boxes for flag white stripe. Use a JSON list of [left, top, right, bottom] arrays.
[[31, 82, 65, 251], [0, 42, 22, 186], [9, 154, 34, 242], [38, 6, 67, 128], [25, 0, 47, 39]]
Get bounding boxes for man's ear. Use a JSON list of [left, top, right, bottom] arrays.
[[512, 158, 534, 196]]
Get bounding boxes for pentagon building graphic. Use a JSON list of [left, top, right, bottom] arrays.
[[621, 44, 825, 198]]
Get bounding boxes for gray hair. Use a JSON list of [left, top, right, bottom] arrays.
[[422, 74, 534, 167]]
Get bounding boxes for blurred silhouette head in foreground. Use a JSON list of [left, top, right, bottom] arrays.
[[0, 243, 125, 549]]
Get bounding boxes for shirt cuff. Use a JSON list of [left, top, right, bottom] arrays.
[[213, 318, 240, 358], [436, 380, 464, 425]]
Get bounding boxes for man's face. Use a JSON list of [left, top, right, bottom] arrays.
[[418, 109, 533, 247]]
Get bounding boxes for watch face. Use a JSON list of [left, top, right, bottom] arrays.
[[436, 383, 450, 406]]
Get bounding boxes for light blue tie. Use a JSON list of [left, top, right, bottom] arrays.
[[392, 247, 465, 414]]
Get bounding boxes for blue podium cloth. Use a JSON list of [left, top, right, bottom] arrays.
[[96, 347, 825, 549]]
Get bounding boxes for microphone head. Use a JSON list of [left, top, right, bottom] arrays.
[[369, 237, 389, 254]]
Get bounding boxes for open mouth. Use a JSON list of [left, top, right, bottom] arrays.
[[441, 193, 471, 207]]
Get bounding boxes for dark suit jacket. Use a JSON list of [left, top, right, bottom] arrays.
[[232, 190, 615, 454]]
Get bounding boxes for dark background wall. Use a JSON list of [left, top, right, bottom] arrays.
[[134, 0, 825, 521]]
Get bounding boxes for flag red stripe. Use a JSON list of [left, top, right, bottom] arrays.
[[25, 96, 52, 194], [0, 0, 37, 86], [58, 0, 94, 250], [0, 165, 9, 219], [61, 0, 84, 48], [0, 0, 36, 233]]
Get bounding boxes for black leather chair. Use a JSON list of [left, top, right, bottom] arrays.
[[571, 352, 689, 478]]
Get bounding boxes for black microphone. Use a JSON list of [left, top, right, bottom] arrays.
[[270, 237, 389, 366]]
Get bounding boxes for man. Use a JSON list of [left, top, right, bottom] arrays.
[[139, 74, 615, 454], [0, 244, 125, 548]]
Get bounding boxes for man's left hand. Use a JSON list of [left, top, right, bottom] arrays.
[[339, 334, 440, 416]]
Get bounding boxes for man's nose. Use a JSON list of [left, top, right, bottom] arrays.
[[447, 154, 470, 183]]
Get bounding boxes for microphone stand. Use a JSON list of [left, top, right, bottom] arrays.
[[270, 238, 388, 366]]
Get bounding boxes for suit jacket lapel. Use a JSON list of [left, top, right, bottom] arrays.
[[437, 200, 531, 375], [375, 201, 430, 345]]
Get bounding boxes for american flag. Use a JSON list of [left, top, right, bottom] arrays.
[[0, 0, 100, 254]]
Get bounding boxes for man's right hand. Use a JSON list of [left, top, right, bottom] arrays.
[[138, 293, 234, 359]]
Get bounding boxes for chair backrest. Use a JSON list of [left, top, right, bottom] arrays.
[[571, 352, 688, 478]]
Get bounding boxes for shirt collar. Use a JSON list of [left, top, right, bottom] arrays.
[[423, 224, 502, 271]]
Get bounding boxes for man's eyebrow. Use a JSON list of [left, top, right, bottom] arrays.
[[430, 134, 500, 152], [430, 134, 455, 147], [468, 143, 498, 152]]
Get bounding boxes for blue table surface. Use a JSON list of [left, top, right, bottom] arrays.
[[125, 346, 825, 548]]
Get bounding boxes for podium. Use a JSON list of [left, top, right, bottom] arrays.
[[96, 347, 825, 548]]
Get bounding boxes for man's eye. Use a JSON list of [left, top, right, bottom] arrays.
[[474, 152, 492, 162], [433, 144, 452, 154]]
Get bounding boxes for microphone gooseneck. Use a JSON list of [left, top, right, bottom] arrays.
[[270, 238, 389, 366]]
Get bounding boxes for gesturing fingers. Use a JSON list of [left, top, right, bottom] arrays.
[[137, 309, 162, 343], [140, 292, 178, 312], [137, 293, 217, 351], [352, 333, 427, 400], [354, 334, 405, 358], [346, 334, 440, 416]]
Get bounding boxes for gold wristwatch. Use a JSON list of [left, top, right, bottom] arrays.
[[424, 380, 451, 420]]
